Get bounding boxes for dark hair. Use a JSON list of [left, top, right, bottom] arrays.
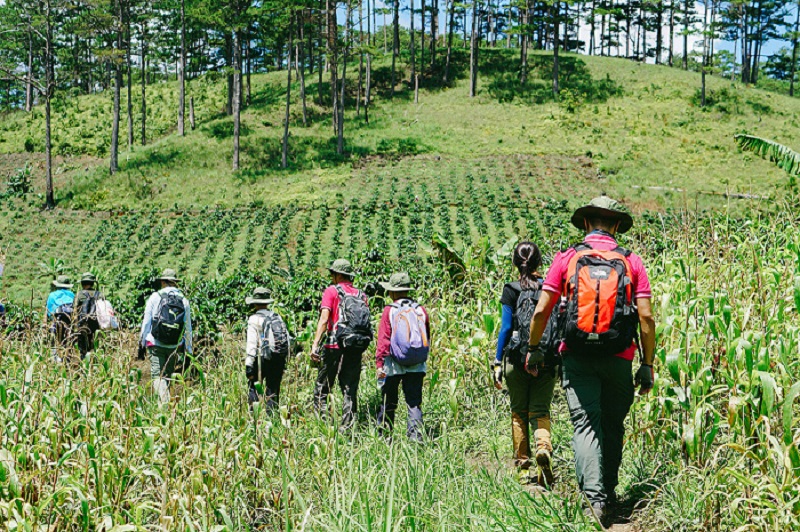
[[513, 241, 542, 290]]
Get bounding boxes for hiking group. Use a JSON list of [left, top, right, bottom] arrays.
[[43, 195, 654, 522]]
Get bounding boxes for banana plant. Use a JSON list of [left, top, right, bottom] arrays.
[[734, 134, 800, 175]]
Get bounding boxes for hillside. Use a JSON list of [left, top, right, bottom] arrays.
[[1, 49, 800, 532], [2, 50, 799, 305]]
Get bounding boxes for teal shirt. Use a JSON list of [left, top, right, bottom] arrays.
[[46, 289, 75, 317]]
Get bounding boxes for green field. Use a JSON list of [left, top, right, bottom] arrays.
[[1, 49, 800, 531]]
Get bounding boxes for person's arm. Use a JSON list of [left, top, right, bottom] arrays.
[[495, 305, 513, 363], [310, 308, 331, 361], [529, 291, 558, 347], [635, 297, 656, 395], [140, 294, 154, 347], [375, 307, 392, 376], [183, 299, 193, 355]]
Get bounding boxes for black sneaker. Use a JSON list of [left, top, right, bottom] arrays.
[[584, 501, 606, 523]]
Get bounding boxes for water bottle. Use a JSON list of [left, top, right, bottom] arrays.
[[377, 375, 386, 388], [511, 331, 520, 343]]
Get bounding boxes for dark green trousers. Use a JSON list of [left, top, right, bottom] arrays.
[[562, 353, 634, 505]]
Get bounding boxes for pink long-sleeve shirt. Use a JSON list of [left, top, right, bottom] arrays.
[[375, 300, 431, 369]]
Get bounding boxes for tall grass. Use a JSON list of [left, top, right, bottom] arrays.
[[1, 201, 800, 530]]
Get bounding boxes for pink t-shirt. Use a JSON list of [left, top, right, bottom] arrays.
[[542, 232, 652, 360], [320, 282, 366, 349]]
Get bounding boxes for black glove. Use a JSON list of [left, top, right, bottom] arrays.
[[525, 344, 545, 373], [634, 364, 654, 394], [491, 360, 503, 388], [245, 363, 257, 382], [137, 345, 146, 360]]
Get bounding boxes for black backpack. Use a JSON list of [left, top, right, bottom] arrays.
[[257, 310, 290, 361], [151, 292, 186, 345], [333, 286, 373, 353], [504, 281, 542, 365], [54, 303, 73, 324], [77, 291, 100, 329]]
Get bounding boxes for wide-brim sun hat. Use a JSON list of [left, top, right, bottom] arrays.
[[80, 272, 97, 284], [246, 287, 274, 306], [158, 268, 180, 282], [52, 275, 72, 289], [571, 195, 634, 234], [328, 258, 355, 277], [380, 272, 414, 292]]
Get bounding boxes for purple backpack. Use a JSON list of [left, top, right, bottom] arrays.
[[389, 300, 430, 366]]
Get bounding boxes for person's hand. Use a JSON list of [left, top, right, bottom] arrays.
[[491, 360, 503, 390], [635, 364, 654, 395], [377, 367, 387, 380], [137, 345, 146, 360], [525, 344, 545, 376], [245, 363, 257, 382], [310, 345, 321, 364]]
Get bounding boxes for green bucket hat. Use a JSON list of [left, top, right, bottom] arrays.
[[571, 195, 634, 234], [380, 272, 414, 292], [246, 287, 274, 306], [158, 268, 180, 282], [80, 272, 97, 284], [52, 275, 72, 289], [328, 258, 355, 277]]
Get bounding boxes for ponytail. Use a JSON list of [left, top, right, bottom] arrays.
[[513, 241, 542, 290]]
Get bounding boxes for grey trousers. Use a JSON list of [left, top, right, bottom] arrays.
[[149, 345, 179, 404]]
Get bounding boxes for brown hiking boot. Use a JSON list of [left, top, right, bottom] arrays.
[[535, 448, 554, 488]]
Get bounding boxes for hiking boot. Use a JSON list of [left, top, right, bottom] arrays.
[[584, 502, 606, 523], [517, 468, 533, 485], [535, 448, 554, 488]]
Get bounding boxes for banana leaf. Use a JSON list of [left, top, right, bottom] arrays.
[[734, 134, 800, 175]]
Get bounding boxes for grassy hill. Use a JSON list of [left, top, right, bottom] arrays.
[[2, 49, 798, 305], [1, 49, 800, 532]]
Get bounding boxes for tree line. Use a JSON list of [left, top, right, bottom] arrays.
[[1, 0, 799, 209]]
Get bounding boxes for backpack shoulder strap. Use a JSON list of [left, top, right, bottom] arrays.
[[613, 246, 633, 257], [573, 242, 592, 252]]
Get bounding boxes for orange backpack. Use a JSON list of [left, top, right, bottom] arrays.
[[562, 243, 639, 355]]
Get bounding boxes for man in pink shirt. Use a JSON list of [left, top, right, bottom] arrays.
[[526, 196, 656, 522], [310, 259, 370, 429]]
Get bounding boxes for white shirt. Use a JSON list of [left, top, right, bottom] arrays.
[[245, 312, 268, 367], [139, 287, 193, 353]]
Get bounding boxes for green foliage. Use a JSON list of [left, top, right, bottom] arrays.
[[3, 164, 31, 197], [735, 134, 800, 175]]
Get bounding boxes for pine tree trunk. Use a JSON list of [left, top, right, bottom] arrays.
[[126, 2, 133, 149], [233, 30, 241, 171], [668, 0, 674, 66], [469, 0, 479, 98], [431, 0, 438, 67], [141, 21, 147, 146], [366, 0, 372, 124], [246, 33, 252, 106], [226, 33, 233, 115], [282, 16, 293, 169], [357, 1, 364, 117], [190, 96, 195, 129], [391, 0, 400, 97], [338, 2, 350, 155], [45, 0, 54, 209], [111, 0, 123, 175], [26, 33, 33, 112], [701, 0, 707, 106], [328, 0, 339, 134], [421, 0, 426, 66], [590, 0, 596, 55], [411, 0, 416, 84], [553, 1, 559, 96], [444, 0, 455, 82], [299, 13, 308, 126], [656, 0, 663, 64], [682, 0, 689, 69], [178, 0, 186, 135], [791, 1, 799, 97], [520, 1, 529, 83]]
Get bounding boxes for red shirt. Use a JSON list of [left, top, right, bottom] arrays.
[[542, 232, 652, 361], [320, 282, 366, 349], [375, 300, 431, 368]]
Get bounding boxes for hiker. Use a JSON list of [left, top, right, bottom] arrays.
[[492, 242, 557, 486], [310, 259, 373, 430], [139, 269, 193, 404], [525, 196, 655, 521], [376, 272, 430, 442], [74, 273, 103, 359], [46, 275, 75, 362], [245, 287, 289, 412]]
